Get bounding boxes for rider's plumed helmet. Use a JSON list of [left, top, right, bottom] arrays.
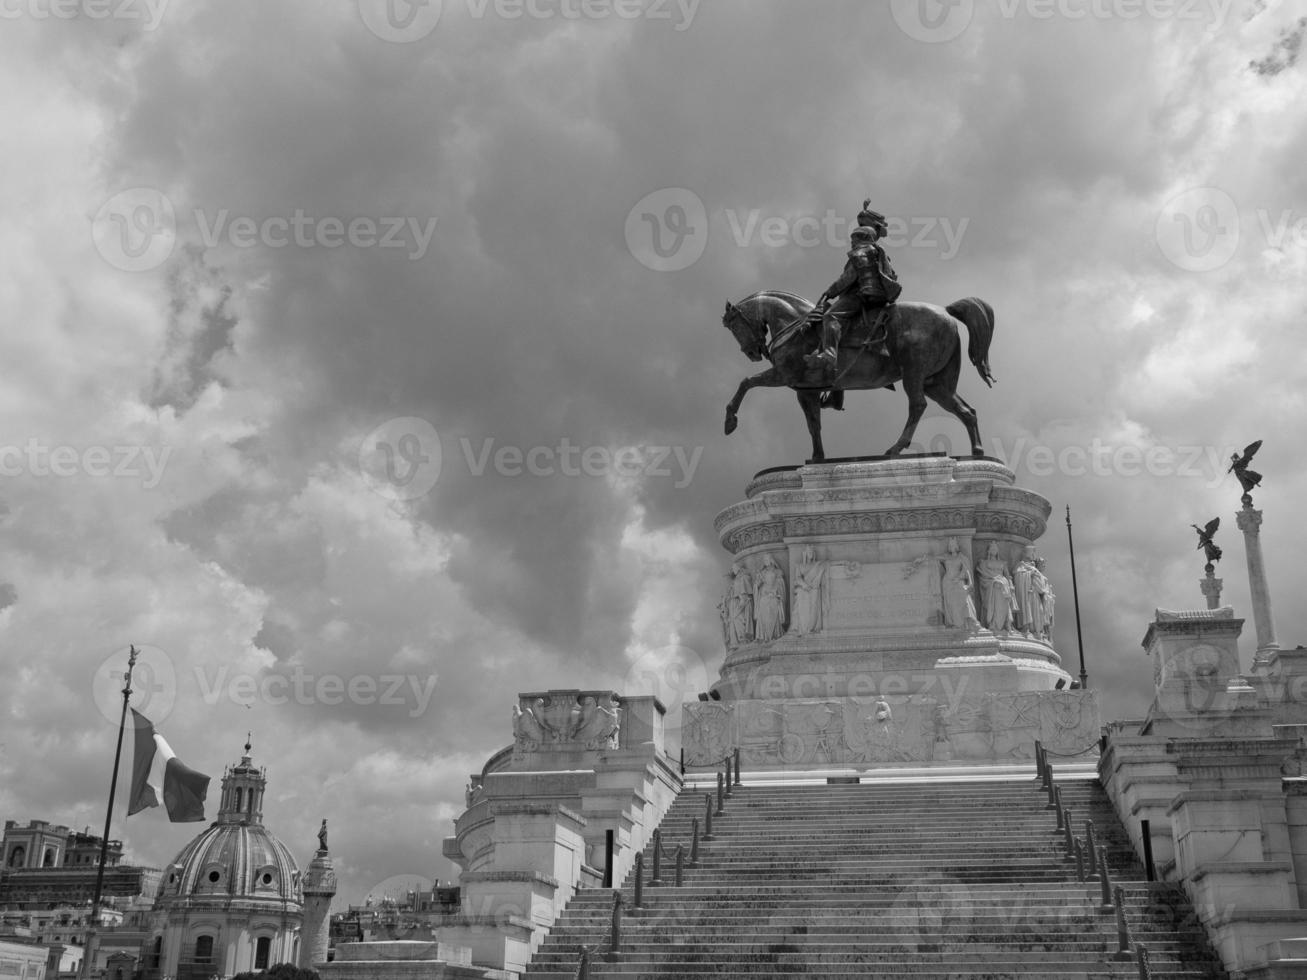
[[856, 199, 888, 235]]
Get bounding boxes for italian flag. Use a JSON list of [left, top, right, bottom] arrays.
[[127, 709, 211, 822]]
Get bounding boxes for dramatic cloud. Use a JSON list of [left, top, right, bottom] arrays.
[[2, 0, 1305, 904]]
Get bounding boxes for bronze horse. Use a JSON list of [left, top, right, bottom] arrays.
[[722, 290, 996, 460]]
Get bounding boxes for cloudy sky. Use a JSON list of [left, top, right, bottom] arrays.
[[1, 0, 1305, 907]]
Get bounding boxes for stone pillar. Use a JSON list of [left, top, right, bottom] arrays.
[[1200, 566, 1222, 610], [300, 847, 337, 969], [1237, 501, 1280, 664]]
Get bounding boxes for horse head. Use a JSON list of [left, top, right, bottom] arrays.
[[723, 300, 767, 362]]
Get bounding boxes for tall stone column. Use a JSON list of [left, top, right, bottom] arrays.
[[300, 837, 337, 969], [1236, 500, 1279, 665]]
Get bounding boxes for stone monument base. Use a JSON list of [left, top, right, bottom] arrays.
[[682, 689, 1100, 769]]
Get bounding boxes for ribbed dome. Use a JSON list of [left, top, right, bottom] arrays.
[[156, 739, 302, 910], [158, 821, 302, 906]]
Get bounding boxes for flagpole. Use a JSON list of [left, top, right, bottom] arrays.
[[82, 645, 138, 980], [1065, 506, 1089, 690]]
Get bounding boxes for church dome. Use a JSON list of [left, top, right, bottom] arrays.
[[159, 822, 302, 906], [155, 740, 302, 910]]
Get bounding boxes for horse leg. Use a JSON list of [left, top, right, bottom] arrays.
[[796, 388, 825, 461], [925, 382, 983, 456], [885, 371, 927, 456], [725, 367, 782, 435]]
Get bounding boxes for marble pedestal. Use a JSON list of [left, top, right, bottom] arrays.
[[687, 456, 1099, 769]]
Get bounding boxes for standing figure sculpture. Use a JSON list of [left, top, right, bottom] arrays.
[[1012, 547, 1045, 637], [805, 202, 902, 380], [790, 546, 830, 636], [1229, 440, 1263, 499], [975, 542, 1017, 632], [1034, 557, 1055, 639], [317, 819, 328, 853], [1192, 517, 1222, 566], [907, 538, 980, 630], [723, 562, 755, 648], [753, 554, 788, 642]]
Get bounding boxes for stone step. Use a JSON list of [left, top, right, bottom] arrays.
[[523, 776, 1226, 979], [524, 958, 1213, 976]]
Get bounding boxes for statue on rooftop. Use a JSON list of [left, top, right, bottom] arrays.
[[1229, 440, 1263, 498], [1192, 517, 1222, 565]]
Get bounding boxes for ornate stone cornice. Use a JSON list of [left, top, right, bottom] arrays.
[[721, 521, 784, 553], [783, 507, 975, 538]]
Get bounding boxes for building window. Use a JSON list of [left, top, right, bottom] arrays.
[[193, 936, 213, 963], [254, 937, 271, 971], [149, 938, 162, 969], [234, 788, 243, 812], [42, 849, 55, 868], [7, 847, 24, 867]]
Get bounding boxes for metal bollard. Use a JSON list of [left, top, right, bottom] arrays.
[[1085, 822, 1099, 878], [716, 772, 725, 816], [1055, 798, 1066, 831], [690, 817, 700, 865], [1114, 886, 1133, 960], [724, 756, 733, 797], [734, 747, 742, 786], [1074, 838, 1086, 881], [1135, 944, 1152, 979], [651, 829, 663, 885], [704, 794, 714, 840], [575, 943, 592, 980], [633, 851, 644, 909], [1045, 764, 1057, 807], [607, 891, 622, 958], [675, 844, 684, 886], [1062, 808, 1075, 860], [1098, 845, 1115, 911], [1035, 740, 1046, 782]]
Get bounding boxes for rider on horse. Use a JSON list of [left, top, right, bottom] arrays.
[[804, 202, 902, 378]]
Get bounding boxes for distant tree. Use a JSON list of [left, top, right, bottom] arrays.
[[231, 964, 319, 980]]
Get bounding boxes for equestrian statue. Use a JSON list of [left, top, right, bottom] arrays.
[[722, 199, 996, 461]]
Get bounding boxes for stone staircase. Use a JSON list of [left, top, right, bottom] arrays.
[[523, 774, 1227, 979]]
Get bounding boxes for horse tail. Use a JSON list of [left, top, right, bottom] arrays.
[[946, 296, 996, 388]]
